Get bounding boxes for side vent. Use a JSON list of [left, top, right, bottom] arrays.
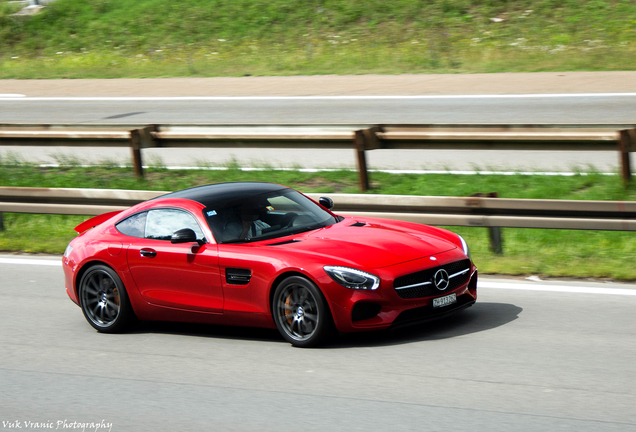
[[225, 268, 252, 285], [350, 222, 367, 227]]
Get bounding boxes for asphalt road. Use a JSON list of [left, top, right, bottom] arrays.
[[2, 256, 636, 431], [2, 94, 636, 125], [2, 72, 636, 171], [2, 94, 636, 171]]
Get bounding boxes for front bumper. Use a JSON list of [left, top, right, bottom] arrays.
[[390, 289, 476, 330], [323, 249, 478, 333]]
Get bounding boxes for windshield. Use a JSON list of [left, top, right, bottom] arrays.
[[203, 188, 339, 244]]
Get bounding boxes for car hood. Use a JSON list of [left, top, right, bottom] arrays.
[[277, 218, 457, 269]]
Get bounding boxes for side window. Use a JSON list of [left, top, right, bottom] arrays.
[[115, 212, 147, 238], [145, 209, 206, 242]]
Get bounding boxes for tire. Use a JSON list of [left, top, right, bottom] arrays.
[[272, 276, 333, 348], [78, 264, 135, 333]]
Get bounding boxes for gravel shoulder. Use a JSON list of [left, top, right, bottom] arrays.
[[2, 71, 636, 97]]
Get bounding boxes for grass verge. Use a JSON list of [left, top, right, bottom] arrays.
[[1, 164, 635, 280], [1, 0, 636, 77]]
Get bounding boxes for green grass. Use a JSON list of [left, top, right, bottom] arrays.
[[451, 226, 636, 280], [0, 213, 86, 253], [1, 163, 635, 280], [2, 163, 636, 200], [1, 0, 636, 77]]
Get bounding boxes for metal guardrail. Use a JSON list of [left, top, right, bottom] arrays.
[[1, 187, 634, 228], [1, 187, 634, 253], [1, 123, 634, 191]]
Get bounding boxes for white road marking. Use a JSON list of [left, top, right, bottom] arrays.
[[0, 256, 634, 296], [0, 258, 62, 266], [1, 93, 636, 101], [0, 94, 25, 98], [34, 164, 616, 176], [480, 281, 636, 296]]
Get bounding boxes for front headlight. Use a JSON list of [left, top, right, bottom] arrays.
[[458, 235, 471, 259], [323, 266, 380, 290]]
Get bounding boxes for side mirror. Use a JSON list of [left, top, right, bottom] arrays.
[[171, 228, 198, 244], [319, 197, 334, 210]]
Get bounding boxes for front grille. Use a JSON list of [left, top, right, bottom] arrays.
[[394, 259, 471, 299]]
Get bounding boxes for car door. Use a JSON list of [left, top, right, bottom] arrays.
[[125, 208, 224, 313]]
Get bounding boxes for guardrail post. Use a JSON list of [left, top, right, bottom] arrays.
[[489, 225, 503, 255], [354, 130, 370, 192], [130, 129, 144, 178], [0, 213, 4, 231], [131, 125, 158, 178], [470, 192, 503, 254], [618, 129, 633, 184], [353, 127, 381, 192], [487, 192, 503, 255]]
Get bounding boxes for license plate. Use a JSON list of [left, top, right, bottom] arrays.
[[433, 293, 456, 308]]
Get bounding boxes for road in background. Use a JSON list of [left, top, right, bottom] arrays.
[[1, 257, 636, 431], [2, 95, 635, 172], [1, 72, 635, 172]]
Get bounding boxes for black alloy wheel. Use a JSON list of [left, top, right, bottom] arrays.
[[78, 264, 134, 333], [272, 276, 333, 348]]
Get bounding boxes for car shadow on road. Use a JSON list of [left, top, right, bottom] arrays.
[[130, 321, 283, 343], [128, 302, 521, 348], [327, 302, 522, 348]]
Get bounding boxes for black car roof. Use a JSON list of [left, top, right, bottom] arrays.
[[155, 182, 288, 208]]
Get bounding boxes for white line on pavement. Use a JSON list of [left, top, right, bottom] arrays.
[[35, 164, 616, 177], [0, 257, 634, 295], [0, 258, 62, 266], [1, 93, 636, 101], [480, 281, 636, 296]]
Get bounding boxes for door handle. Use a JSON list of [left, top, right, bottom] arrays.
[[140, 249, 157, 258]]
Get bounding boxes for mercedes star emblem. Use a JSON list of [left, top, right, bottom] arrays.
[[434, 269, 450, 291]]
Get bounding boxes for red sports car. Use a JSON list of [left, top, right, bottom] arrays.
[[63, 182, 477, 347]]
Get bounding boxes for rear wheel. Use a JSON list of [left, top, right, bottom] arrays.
[[78, 264, 134, 333], [272, 276, 332, 348]]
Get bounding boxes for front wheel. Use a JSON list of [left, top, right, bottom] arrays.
[[78, 264, 135, 333], [272, 276, 333, 348]]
